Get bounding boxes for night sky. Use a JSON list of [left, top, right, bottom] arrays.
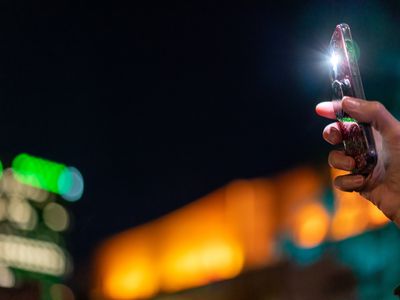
[[0, 0, 399, 271]]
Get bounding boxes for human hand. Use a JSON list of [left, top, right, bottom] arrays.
[[316, 97, 400, 227]]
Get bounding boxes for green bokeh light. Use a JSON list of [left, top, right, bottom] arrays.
[[12, 154, 81, 200]]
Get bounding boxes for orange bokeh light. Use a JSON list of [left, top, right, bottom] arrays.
[[92, 167, 392, 300], [93, 180, 275, 300], [103, 261, 158, 300], [160, 238, 244, 292], [292, 202, 330, 248]]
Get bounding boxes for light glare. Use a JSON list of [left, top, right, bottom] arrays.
[[330, 53, 340, 67]]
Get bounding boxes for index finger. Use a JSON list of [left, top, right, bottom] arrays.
[[316, 101, 336, 120]]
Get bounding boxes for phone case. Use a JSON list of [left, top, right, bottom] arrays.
[[329, 23, 377, 175]]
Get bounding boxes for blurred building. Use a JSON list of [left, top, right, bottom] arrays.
[[92, 166, 400, 300]]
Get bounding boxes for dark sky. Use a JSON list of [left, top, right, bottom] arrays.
[[0, 0, 399, 269]]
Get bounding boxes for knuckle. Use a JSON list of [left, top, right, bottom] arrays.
[[333, 176, 344, 189], [328, 150, 345, 168]]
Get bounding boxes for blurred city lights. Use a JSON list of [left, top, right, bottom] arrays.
[[0, 265, 15, 288], [0, 162, 76, 281], [7, 199, 37, 230], [161, 238, 244, 292], [0, 153, 81, 299], [94, 179, 280, 299], [50, 284, 75, 300], [292, 202, 329, 248], [12, 153, 67, 194], [100, 235, 159, 300], [0, 169, 50, 203], [0, 234, 66, 276], [93, 167, 394, 300], [59, 167, 84, 202], [43, 202, 70, 232], [12, 153, 84, 201], [0, 200, 7, 221]]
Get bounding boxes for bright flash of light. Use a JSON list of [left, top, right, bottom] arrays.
[[330, 52, 340, 68]]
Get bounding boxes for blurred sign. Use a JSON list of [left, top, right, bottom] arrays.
[[0, 153, 84, 300]]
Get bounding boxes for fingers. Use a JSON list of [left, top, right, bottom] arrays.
[[328, 150, 355, 171], [342, 97, 400, 139], [323, 123, 342, 145], [333, 174, 365, 192], [329, 149, 364, 192], [315, 102, 336, 120]]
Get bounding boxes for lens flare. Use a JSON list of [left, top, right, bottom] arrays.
[[330, 52, 340, 68]]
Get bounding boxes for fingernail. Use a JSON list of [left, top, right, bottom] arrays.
[[328, 128, 339, 143], [345, 158, 354, 170], [344, 97, 360, 110], [353, 175, 364, 186], [329, 127, 340, 142]]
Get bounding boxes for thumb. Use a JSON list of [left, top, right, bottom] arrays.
[[342, 97, 400, 139]]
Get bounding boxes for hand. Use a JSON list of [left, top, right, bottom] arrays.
[[316, 97, 400, 227]]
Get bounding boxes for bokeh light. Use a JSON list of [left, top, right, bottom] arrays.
[[0, 265, 14, 288], [0, 234, 66, 276], [50, 284, 75, 300], [12, 153, 67, 194], [59, 167, 84, 202], [12, 153, 84, 201], [93, 166, 399, 300], [7, 199, 36, 230], [292, 202, 330, 248], [43, 202, 70, 232]]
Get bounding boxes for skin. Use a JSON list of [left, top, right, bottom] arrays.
[[316, 97, 400, 227]]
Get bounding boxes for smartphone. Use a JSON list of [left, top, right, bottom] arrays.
[[329, 23, 377, 175]]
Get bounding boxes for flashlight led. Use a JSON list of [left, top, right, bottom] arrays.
[[330, 53, 340, 68]]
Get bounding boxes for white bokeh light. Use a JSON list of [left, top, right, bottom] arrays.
[[330, 52, 340, 68]]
